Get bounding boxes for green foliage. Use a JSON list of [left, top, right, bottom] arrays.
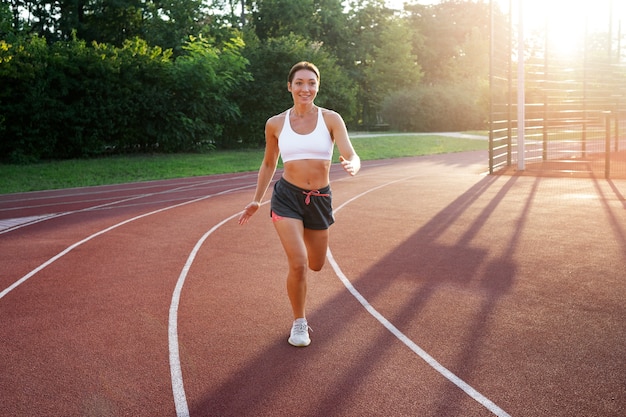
[[1, 0, 497, 162], [252, 0, 316, 40], [223, 31, 357, 148], [342, 0, 395, 126], [0, 35, 164, 161], [405, 1, 491, 84], [142, 0, 215, 53], [363, 19, 423, 122], [169, 34, 251, 150], [0, 2, 13, 38], [0, 134, 486, 194], [0, 35, 59, 162], [381, 82, 489, 132], [0, 32, 250, 162], [15, 0, 211, 52]]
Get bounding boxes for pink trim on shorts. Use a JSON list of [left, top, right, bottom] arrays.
[[271, 210, 285, 222]]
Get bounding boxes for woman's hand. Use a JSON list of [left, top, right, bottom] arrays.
[[238, 201, 260, 225], [340, 155, 360, 176]]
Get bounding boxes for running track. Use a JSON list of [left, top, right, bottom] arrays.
[[1, 151, 625, 416]]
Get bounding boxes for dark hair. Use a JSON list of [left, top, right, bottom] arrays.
[[288, 61, 320, 83]]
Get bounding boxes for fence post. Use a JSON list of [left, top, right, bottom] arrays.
[[605, 111, 611, 179], [489, 0, 494, 174], [516, 0, 526, 172], [615, 110, 620, 152]]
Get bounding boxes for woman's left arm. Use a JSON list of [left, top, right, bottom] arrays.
[[326, 110, 361, 176]]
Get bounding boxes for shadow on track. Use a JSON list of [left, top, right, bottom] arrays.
[[187, 173, 521, 417]]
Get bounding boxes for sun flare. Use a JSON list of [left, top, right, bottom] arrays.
[[518, 0, 624, 57], [543, 5, 588, 57]]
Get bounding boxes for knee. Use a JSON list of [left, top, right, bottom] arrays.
[[308, 259, 325, 272], [289, 260, 308, 276]]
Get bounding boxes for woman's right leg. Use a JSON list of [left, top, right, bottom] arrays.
[[273, 217, 308, 319]]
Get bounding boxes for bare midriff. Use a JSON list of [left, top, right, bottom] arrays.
[[282, 159, 331, 190]]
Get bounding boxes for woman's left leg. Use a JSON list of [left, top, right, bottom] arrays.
[[303, 228, 329, 271]]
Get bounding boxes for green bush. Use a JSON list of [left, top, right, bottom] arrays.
[[0, 33, 250, 162], [381, 82, 488, 132], [222, 31, 357, 148], [169, 35, 251, 151]]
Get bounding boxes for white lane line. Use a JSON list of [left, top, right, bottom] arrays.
[[0, 173, 257, 205], [0, 214, 58, 232], [168, 210, 249, 417], [0, 194, 147, 235], [0, 178, 253, 235], [328, 179, 511, 417], [0, 185, 253, 300], [166, 173, 382, 416], [165, 168, 508, 416]]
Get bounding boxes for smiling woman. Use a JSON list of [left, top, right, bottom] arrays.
[[238, 61, 361, 348]]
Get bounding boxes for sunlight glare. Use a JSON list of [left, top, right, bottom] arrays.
[[516, 0, 625, 57], [544, 3, 588, 57], [523, 0, 590, 57]]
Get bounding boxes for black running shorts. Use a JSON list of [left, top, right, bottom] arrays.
[[270, 177, 334, 230]]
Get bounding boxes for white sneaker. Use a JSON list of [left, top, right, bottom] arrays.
[[288, 318, 311, 347]]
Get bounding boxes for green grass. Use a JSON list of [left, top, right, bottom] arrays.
[[351, 134, 485, 160], [0, 133, 487, 194]]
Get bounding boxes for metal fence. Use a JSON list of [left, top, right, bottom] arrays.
[[489, 0, 626, 178]]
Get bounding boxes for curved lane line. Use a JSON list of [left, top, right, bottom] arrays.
[[168, 210, 250, 417], [0, 185, 253, 300], [166, 173, 374, 416], [0, 176, 254, 235], [0, 174, 257, 207], [166, 167, 509, 417], [327, 178, 511, 417]]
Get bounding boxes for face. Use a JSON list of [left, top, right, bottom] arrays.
[[287, 69, 319, 105]]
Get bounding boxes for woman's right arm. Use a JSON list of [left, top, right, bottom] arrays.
[[238, 117, 281, 225]]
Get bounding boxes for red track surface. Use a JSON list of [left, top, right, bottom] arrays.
[[1, 151, 625, 417]]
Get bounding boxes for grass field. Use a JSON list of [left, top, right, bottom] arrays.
[[0, 133, 487, 194]]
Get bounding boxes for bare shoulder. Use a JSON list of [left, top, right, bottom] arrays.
[[265, 110, 288, 138], [320, 107, 343, 122], [320, 107, 347, 136], [266, 110, 287, 128]]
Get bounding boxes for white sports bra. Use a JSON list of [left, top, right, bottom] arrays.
[[278, 108, 334, 162]]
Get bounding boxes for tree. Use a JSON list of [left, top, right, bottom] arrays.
[[11, 1, 212, 52], [0, 31, 252, 161], [250, 0, 316, 40], [309, 0, 350, 57], [342, 0, 395, 126], [381, 82, 488, 132], [249, 0, 348, 53], [0, 5, 11, 38], [224, 31, 357, 147], [1, 0, 498, 161], [142, 0, 212, 52], [169, 34, 251, 150], [405, 0, 491, 84], [363, 19, 422, 124]]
